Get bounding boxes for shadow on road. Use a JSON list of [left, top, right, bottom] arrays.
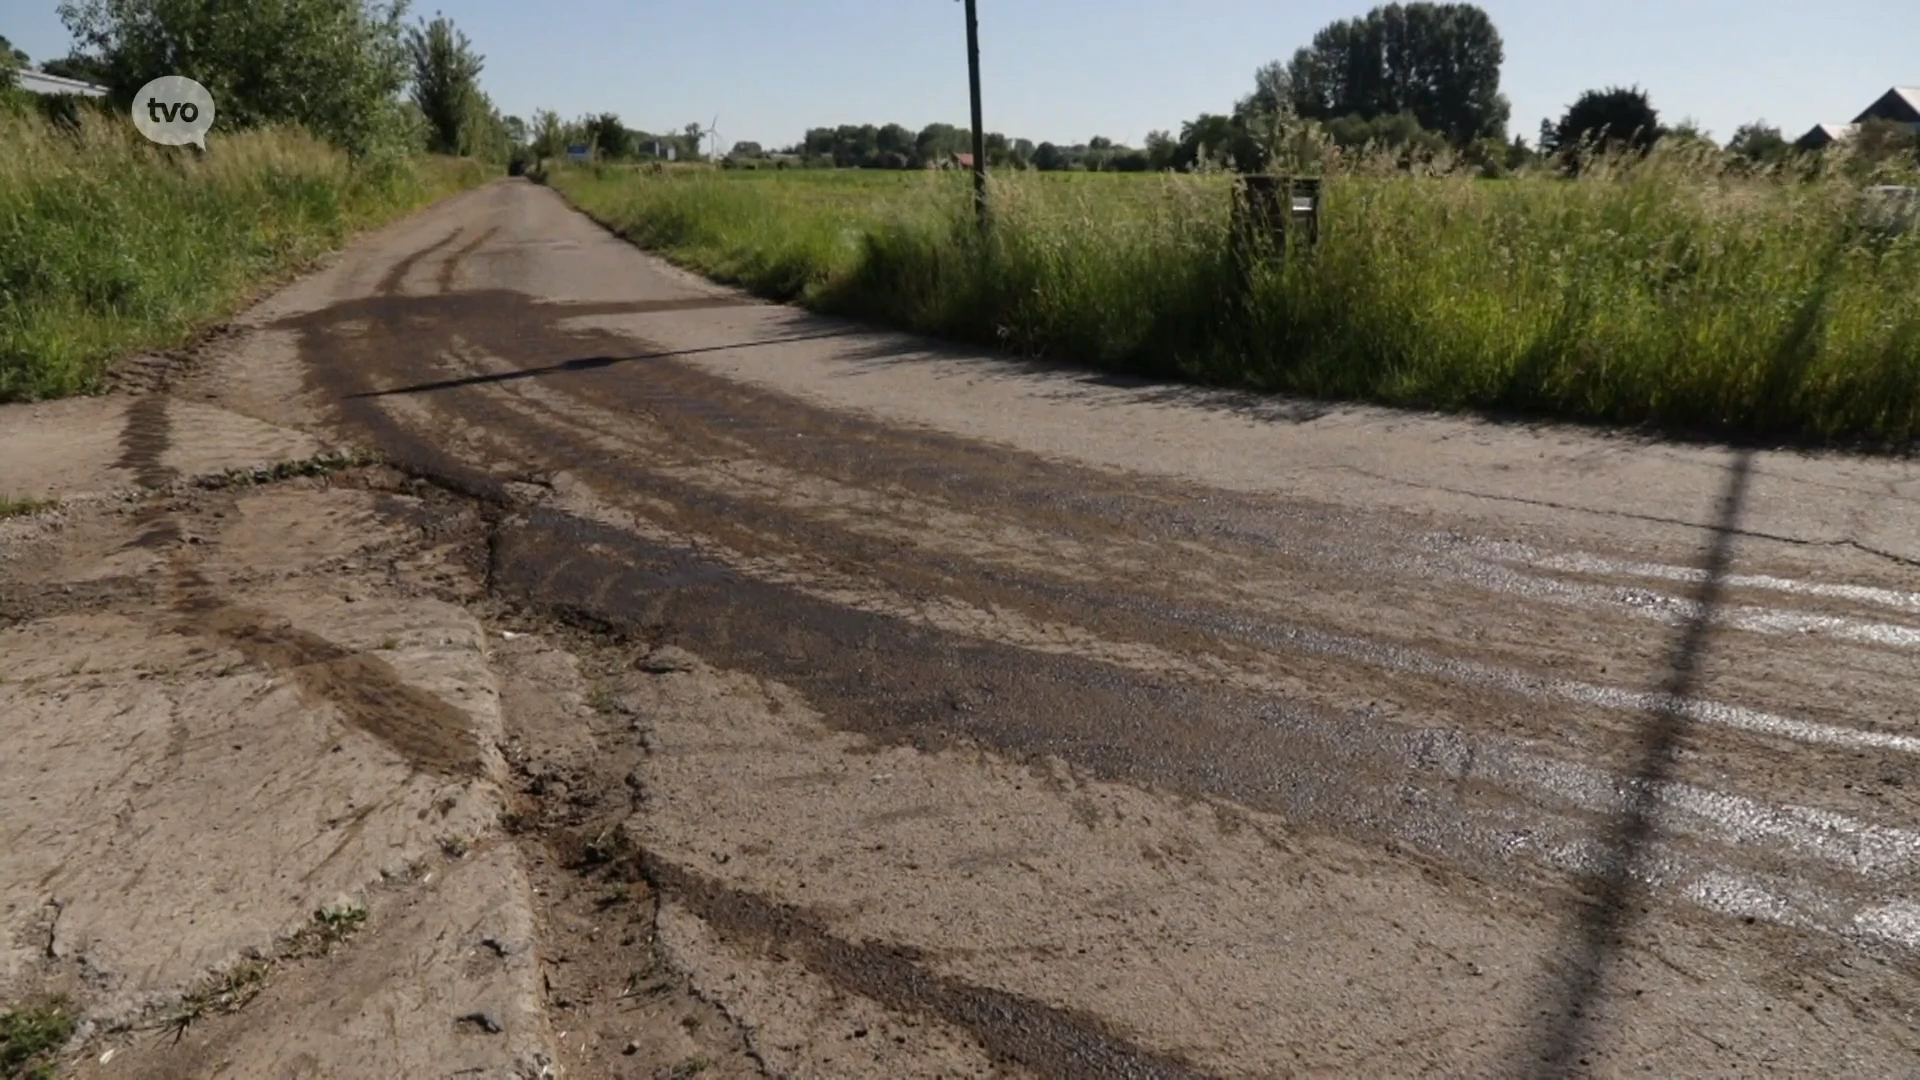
[[1521, 447, 1756, 1076], [344, 330, 859, 399]]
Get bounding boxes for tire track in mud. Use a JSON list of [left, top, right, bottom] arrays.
[[97, 383, 487, 780], [646, 853, 1212, 1080], [281, 243, 1920, 958], [354, 321, 1920, 801]]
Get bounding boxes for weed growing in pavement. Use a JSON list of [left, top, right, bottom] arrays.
[[0, 496, 53, 519], [1, 998, 74, 1080], [552, 145, 1920, 445]]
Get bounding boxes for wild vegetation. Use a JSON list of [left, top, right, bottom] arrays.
[[554, 139, 1920, 444], [0, 110, 488, 401], [1, 0, 502, 402]]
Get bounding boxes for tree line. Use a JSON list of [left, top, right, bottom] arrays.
[[10, 0, 1910, 175], [695, 1, 1916, 177], [3, 0, 514, 164]]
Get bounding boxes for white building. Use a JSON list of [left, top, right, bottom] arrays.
[[14, 69, 109, 98]]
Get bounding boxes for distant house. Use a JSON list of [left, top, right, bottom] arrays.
[[1795, 122, 1858, 151], [14, 69, 108, 98], [1855, 86, 1920, 126], [947, 152, 975, 169], [1797, 86, 1920, 150]]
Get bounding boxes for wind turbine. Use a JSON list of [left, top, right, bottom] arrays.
[[702, 115, 723, 161]]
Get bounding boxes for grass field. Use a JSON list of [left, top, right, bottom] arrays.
[[0, 111, 491, 402], [553, 155, 1920, 445]]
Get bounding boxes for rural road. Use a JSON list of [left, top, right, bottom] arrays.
[[11, 176, 1920, 1076]]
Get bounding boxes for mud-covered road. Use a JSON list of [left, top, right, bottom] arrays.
[[199, 179, 1920, 1075]]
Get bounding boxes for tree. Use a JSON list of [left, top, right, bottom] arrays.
[[0, 35, 28, 87], [1031, 141, 1067, 171], [1144, 129, 1178, 171], [1088, 135, 1112, 150], [39, 51, 112, 84], [583, 112, 630, 159], [1285, 2, 1508, 146], [1664, 117, 1716, 149], [875, 122, 913, 156], [729, 140, 764, 158], [1542, 85, 1662, 157], [1240, 60, 1292, 120], [502, 114, 527, 148], [1851, 118, 1920, 169], [983, 131, 1012, 166], [915, 122, 967, 164], [1325, 110, 1447, 158], [530, 108, 564, 161], [1726, 121, 1790, 167], [60, 0, 412, 155], [406, 14, 485, 155]]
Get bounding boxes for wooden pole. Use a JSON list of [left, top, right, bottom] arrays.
[[964, 0, 987, 231]]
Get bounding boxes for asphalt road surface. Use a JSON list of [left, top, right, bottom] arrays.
[[217, 179, 1920, 1076]]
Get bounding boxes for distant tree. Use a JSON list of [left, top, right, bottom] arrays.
[[530, 108, 563, 160], [1542, 85, 1663, 158], [1174, 112, 1268, 171], [502, 114, 527, 148], [1012, 137, 1035, 166], [1285, 2, 1508, 146], [1088, 135, 1112, 150], [0, 35, 28, 86], [983, 130, 1012, 166], [1325, 110, 1447, 157], [584, 112, 630, 158], [729, 140, 764, 158], [915, 122, 967, 163], [1726, 121, 1790, 167], [39, 51, 112, 84], [59, 0, 412, 155], [406, 15, 485, 154], [875, 122, 913, 155], [1664, 116, 1716, 149], [1851, 118, 1920, 168], [1144, 129, 1178, 171], [1031, 141, 1068, 171], [1239, 60, 1292, 120]]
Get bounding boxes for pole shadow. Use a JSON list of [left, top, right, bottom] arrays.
[[1519, 447, 1756, 1076], [343, 329, 858, 399]]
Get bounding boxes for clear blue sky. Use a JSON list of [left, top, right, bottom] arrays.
[[9, 1, 1916, 149]]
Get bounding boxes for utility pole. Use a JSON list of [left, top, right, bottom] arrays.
[[963, 0, 987, 231]]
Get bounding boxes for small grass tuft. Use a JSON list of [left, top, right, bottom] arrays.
[[312, 901, 368, 947], [0, 496, 53, 519], [166, 958, 271, 1035], [1, 998, 75, 1080], [196, 448, 385, 491]]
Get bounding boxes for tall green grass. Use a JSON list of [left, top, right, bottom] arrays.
[[554, 153, 1920, 445], [0, 111, 490, 402]]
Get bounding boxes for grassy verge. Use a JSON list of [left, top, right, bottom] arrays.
[[0, 111, 491, 403], [551, 156, 1920, 446]]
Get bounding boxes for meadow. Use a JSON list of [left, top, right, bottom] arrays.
[[552, 153, 1920, 445], [0, 109, 490, 402]]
